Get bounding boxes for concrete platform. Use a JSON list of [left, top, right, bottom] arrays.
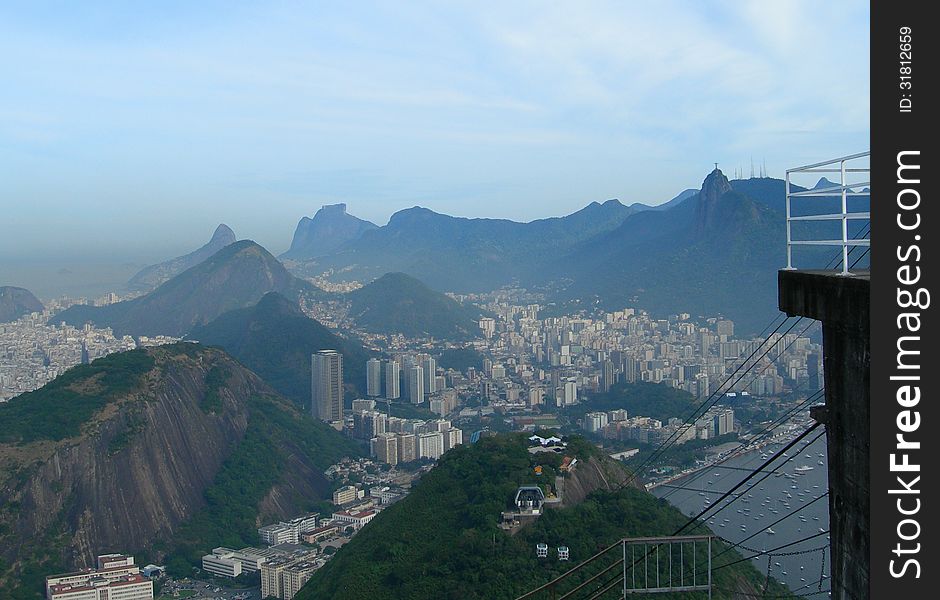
[[778, 268, 870, 600], [778, 269, 869, 330]]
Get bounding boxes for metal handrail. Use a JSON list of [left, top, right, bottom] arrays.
[[785, 151, 870, 276]]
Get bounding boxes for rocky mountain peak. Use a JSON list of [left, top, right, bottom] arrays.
[[210, 223, 237, 244]]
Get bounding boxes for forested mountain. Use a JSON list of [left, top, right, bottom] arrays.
[[56, 241, 319, 337], [189, 292, 372, 404], [346, 272, 482, 340]]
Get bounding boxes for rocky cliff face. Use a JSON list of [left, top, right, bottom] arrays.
[[0, 344, 356, 593], [559, 455, 636, 508], [282, 203, 377, 260], [0, 286, 44, 323]]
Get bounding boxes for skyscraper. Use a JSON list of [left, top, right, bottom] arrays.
[[311, 350, 343, 422], [420, 355, 437, 394], [366, 358, 382, 397], [409, 365, 424, 404], [385, 360, 400, 400]]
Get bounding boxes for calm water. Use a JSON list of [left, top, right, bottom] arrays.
[[653, 435, 831, 596]]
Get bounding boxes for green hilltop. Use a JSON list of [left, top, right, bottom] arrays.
[[296, 433, 792, 599], [346, 272, 483, 340], [55, 240, 319, 337]]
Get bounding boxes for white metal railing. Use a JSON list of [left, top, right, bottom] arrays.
[[785, 151, 870, 275]]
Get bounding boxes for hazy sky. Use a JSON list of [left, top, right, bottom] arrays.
[[1, 1, 869, 264]]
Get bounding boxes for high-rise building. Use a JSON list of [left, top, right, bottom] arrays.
[[418, 431, 444, 459], [385, 360, 400, 400], [408, 365, 424, 404], [260, 553, 318, 600], [366, 358, 382, 397], [420, 356, 437, 394], [601, 360, 615, 393], [311, 350, 343, 422], [353, 410, 388, 440], [397, 433, 417, 462], [371, 432, 399, 465], [443, 427, 463, 451], [281, 559, 317, 600], [584, 412, 609, 433], [713, 408, 735, 436], [479, 317, 496, 338]]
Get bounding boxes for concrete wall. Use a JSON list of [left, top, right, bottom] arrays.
[[779, 270, 870, 600]]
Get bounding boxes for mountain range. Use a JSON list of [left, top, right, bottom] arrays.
[[346, 272, 483, 340], [0, 286, 43, 323], [56, 240, 319, 337], [277, 171, 868, 333], [546, 169, 782, 332], [0, 343, 359, 597], [288, 198, 637, 291], [128, 224, 237, 291], [189, 292, 372, 405]]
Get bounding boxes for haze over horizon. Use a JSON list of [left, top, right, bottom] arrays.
[[2, 1, 869, 268]]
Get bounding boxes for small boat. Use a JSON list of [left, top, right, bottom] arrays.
[[767, 528, 776, 535]]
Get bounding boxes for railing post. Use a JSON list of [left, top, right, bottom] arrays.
[[622, 540, 627, 600], [707, 537, 712, 600], [785, 171, 793, 270], [841, 159, 849, 275]]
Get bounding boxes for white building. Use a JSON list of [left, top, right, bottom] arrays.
[[202, 548, 243, 578], [408, 365, 424, 404], [366, 358, 382, 397], [258, 524, 297, 546], [583, 412, 609, 433], [260, 552, 318, 600], [418, 431, 444, 459], [385, 360, 400, 400], [331, 509, 376, 530], [443, 427, 463, 452], [257, 513, 319, 547], [48, 575, 153, 600], [420, 356, 437, 394], [46, 555, 152, 600]]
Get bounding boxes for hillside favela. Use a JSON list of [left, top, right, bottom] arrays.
[[0, 4, 870, 600]]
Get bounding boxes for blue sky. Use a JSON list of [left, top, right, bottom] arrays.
[[1, 1, 869, 264]]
